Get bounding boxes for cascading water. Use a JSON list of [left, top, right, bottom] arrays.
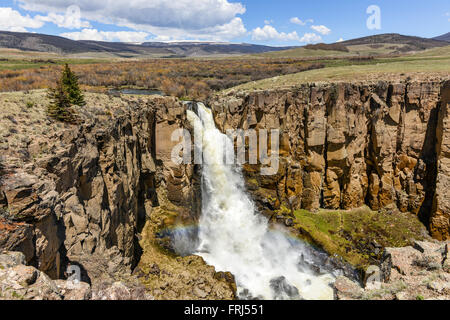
[[186, 103, 336, 300]]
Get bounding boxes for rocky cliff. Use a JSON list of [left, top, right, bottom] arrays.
[[1, 77, 449, 299], [210, 79, 450, 240], [0, 91, 201, 285]]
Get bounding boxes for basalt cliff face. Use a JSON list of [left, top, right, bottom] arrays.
[[210, 79, 450, 241], [0, 92, 201, 286]]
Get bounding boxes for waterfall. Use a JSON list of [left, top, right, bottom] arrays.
[[186, 103, 335, 300]]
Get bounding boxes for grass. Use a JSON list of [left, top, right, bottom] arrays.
[[292, 207, 427, 270], [410, 45, 450, 58], [228, 54, 450, 92], [0, 57, 107, 71], [252, 43, 415, 59], [252, 47, 352, 59]]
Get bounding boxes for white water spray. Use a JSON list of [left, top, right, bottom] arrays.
[[187, 103, 335, 300]]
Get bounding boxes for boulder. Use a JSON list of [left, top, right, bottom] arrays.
[[333, 276, 363, 300]]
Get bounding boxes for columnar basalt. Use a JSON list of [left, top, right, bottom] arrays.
[[209, 79, 450, 240], [0, 93, 200, 282]]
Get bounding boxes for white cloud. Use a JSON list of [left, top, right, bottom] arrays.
[[290, 17, 313, 26], [336, 37, 344, 43], [251, 25, 322, 44], [0, 7, 44, 32], [36, 5, 91, 29], [299, 33, 322, 43], [18, 0, 247, 41], [264, 19, 274, 25], [251, 25, 300, 42], [146, 17, 247, 42], [61, 29, 150, 42], [310, 25, 331, 35]]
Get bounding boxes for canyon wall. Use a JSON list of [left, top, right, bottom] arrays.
[[1, 78, 449, 285], [210, 80, 449, 240], [0, 95, 199, 280]]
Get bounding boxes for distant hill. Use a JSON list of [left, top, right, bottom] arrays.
[[141, 42, 294, 56], [1, 31, 447, 58], [0, 31, 293, 57], [433, 32, 450, 42], [255, 33, 450, 59], [0, 31, 171, 55], [341, 33, 448, 51]]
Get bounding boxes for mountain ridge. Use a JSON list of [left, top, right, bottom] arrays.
[[0, 30, 293, 57], [433, 32, 450, 42], [0, 30, 448, 57]]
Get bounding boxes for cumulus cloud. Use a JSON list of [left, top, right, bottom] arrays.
[[61, 28, 150, 42], [0, 7, 44, 32], [146, 17, 247, 42], [17, 0, 247, 40], [299, 33, 322, 43], [290, 17, 313, 26], [336, 37, 344, 43], [310, 25, 331, 35], [251, 25, 322, 44], [251, 25, 300, 42], [36, 5, 91, 29]]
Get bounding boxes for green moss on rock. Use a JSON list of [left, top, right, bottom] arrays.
[[292, 206, 429, 270]]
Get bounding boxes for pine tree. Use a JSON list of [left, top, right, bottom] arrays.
[[47, 78, 77, 123], [61, 64, 85, 106]]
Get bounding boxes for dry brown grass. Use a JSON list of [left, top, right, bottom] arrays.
[[0, 58, 324, 99]]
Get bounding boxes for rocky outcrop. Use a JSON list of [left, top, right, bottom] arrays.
[[0, 92, 200, 285], [334, 241, 450, 300], [433, 82, 450, 240], [0, 251, 89, 300], [210, 79, 450, 240], [0, 251, 152, 300]]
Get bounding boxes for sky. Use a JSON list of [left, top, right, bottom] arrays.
[[0, 0, 448, 45]]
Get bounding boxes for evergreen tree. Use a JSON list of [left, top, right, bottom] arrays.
[[61, 64, 85, 106], [47, 78, 77, 123]]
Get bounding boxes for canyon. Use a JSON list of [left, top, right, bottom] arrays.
[[0, 76, 449, 299], [210, 79, 450, 240]]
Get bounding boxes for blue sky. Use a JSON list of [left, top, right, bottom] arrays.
[[0, 0, 448, 45]]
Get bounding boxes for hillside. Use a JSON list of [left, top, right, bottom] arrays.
[[340, 33, 448, 50], [256, 33, 449, 59], [0, 31, 292, 57], [228, 54, 450, 91], [433, 32, 450, 42]]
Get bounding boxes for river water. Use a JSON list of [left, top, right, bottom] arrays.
[[186, 102, 337, 300]]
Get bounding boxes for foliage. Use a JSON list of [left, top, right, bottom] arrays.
[[304, 43, 350, 52], [46, 64, 84, 123], [47, 78, 77, 123], [61, 64, 85, 106], [0, 58, 324, 100]]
